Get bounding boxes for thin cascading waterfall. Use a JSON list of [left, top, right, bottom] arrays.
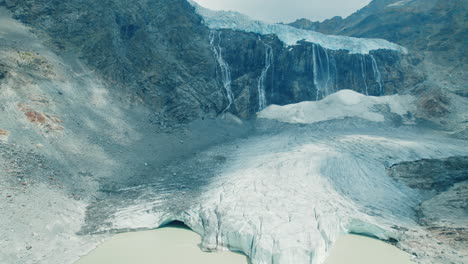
[[312, 44, 320, 101], [312, 44, 333, 100], [370, 55, 384, 96], [360, 55, 369, 95], [257, 43, 273, 111], [330, 53, 338, 95], [209, 30, 234, 113], [319, 45, 332, 97]]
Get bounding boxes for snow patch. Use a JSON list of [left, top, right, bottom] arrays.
[[387, 1, 409, 7], [258, 90, 415, 124], [189, 1, 407, 54]]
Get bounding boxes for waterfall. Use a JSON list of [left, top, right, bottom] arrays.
[[257, 43, 273, 111], [360, 55, 369, 95], [209, 31, 234, 113], [330, 53, 338, 95], [312, 44, 333, 100], [370, 55, 384, 96], [321, 45, 332, 97], [312, 44, 320, 101]]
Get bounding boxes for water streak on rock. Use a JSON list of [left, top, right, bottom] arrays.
[[209, 31, 234, 113]]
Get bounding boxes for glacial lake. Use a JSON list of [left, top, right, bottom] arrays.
[[76, 226, 414, 264]]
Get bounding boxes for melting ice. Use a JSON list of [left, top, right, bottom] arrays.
[[190, 1, 407, 54]]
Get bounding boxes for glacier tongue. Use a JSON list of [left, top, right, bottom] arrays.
[[89, 121, 468, 264], [80, 109, 468, 264], [189, 1, 408, 54]]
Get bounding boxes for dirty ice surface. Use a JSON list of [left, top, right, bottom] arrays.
[[79, 100, 468, 264]]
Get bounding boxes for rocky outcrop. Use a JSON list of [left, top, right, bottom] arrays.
[[388, 156, 468, 192], [288, 17, 343, 35], [419, 182, 468, 258], [288, 0, 467, 130], [211, 29, 423, 117], [388, 156, 468, 262]]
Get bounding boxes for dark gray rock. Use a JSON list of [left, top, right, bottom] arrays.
[[288, 16, 343, 35], [288, 0, 468, 100], [387, 156, 468, 192], [214, 29, 424, 117], [387, 156, 468, 262], [5, 0, 425, 122], [7, 0, 225, 122]]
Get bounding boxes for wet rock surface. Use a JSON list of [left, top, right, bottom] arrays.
[[215, 30, 423, 117], [288, 0, 468, 129]]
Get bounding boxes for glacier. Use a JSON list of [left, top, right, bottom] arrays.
[[79, 91, 468, 264], [189, 1, 408, 54]]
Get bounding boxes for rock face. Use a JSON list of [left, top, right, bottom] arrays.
[[288, 0, 467, 131], [288, 17, 343, 35], [213, 30, 422, 117], [3, 0, 423, 120], [388, 156, 468, 262], [388, 156, 468, 192], [5, 0, 225, 122], [313, 0, 466, 70]]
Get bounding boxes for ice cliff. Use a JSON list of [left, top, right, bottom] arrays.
[[189, 1, 408, 54]]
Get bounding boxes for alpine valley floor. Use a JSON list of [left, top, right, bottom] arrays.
[[77, 100, 468, 264], [2, 90, 467, 264]]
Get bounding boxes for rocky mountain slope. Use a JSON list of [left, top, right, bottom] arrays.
[[2, 0, 427, 120]]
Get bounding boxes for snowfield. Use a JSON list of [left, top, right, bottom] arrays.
[[258, 90, 416, 124], [189, 1, 408, 54]]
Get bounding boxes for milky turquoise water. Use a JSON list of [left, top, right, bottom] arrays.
[[76, 227, 414, 264]]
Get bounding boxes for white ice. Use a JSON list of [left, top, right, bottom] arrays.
[[258, 89, 415, 124], [189, 1, 408, 54], [108, 122, 467, 264], [387, 1, 409, 8], [102, 94, 468, 264]]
